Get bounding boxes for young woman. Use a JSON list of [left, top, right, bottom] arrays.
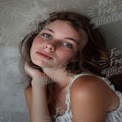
[[19, 11, 122, 122]]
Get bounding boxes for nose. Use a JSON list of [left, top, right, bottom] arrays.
[[44, 42, 55, 52]]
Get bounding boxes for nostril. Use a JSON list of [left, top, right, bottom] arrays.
[[45, 45, 48, 48], [45, 44, 55, 51], [50, 47, 54, 51]]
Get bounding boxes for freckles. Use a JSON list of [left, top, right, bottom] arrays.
[[35, 38, 40, 44], [33, 36, 42, 45], [63, 50, 74, 56]]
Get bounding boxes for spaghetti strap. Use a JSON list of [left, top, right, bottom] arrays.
[[53, 73, 122, 122]]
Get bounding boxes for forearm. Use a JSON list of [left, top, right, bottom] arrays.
[[31, 81, 52, 122]]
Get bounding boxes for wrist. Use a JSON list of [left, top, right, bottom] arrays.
[[31, 78, 47, 88]]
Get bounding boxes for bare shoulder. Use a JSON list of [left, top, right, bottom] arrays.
[[70, 75, 118, 121], [70, 75, 119, 105], [70, 75, 114, 121], [70, 75, 111, 97]]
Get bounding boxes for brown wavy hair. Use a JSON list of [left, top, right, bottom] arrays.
[[19, 11, 110, 117]]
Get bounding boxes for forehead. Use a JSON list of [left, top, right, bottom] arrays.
[[45, 20, 71, 27], [44, 20, 81, 37]]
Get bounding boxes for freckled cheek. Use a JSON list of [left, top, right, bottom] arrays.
[[30, 38, 42, 54], [31, 37, 45, 50], [33, 36, 43, 45], [58, 50, 75, 60]]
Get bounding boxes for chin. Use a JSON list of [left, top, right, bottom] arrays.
[[31, 59, 43, 67]]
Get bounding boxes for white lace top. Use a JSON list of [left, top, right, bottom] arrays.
[[52, 73, 122, 122]]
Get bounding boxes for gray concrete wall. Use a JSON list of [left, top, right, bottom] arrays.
[[0, 0, 121, 121]]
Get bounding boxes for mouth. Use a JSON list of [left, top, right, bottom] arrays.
[[36, 52, 53, 59]]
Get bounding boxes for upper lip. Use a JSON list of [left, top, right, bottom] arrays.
[[36, 51, 53, 59]]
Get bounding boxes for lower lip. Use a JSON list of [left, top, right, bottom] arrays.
[[36, 52, 52, 59]]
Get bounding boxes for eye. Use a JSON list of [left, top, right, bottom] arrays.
[[41, 33, 52, 39], [63, 42, 73, 49]]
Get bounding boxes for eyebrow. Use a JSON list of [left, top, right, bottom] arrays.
[[64, 37, 78, 45], [43, 28, 79, 45], [43, 28, 54, 33]]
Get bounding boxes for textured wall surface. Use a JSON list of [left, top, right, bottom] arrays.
[[0, 0, 122, 121]]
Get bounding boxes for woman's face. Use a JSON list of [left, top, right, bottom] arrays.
[[30, 20, 81, 69]]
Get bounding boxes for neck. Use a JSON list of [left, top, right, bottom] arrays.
[[42, 67, 73, 90]]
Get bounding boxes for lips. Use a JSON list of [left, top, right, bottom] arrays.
[[36, 52, 53, 59]]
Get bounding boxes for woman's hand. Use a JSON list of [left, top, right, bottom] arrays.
[[24, 62, 52, 122], [24, 62, 50, 87]]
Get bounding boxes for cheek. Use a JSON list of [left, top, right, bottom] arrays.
[[31, 36, 44, 50], [33, 36, 42, 46], [30, 38, 40, 55], [58, 50, 76, 61]]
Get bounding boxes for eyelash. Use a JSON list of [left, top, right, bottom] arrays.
[[41, 33, 52, 39], [63, 42, 73, 49], [41, 33, 73, 49]]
